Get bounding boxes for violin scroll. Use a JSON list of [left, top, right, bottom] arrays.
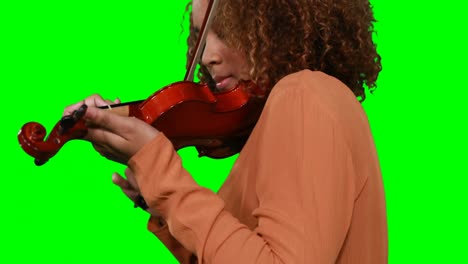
[[18, 105, 89, 166]]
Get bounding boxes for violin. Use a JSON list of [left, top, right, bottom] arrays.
[[18, 0, 265, 166]]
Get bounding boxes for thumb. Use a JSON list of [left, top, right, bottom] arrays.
[[112, 173, 131, 189]]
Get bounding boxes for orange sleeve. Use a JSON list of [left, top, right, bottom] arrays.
[[128, 71, 361, 263], [146, 216, 197, 263]]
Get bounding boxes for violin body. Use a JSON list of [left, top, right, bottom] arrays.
[[134, 81, 263, 157], [18, 81, 264, 165]]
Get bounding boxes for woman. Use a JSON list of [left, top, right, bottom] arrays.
[[66, 0, 387, 262]]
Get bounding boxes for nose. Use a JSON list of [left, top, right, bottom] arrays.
[[201, 32, 222, 67]]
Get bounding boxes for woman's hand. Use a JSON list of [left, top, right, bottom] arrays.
[[63, 94, 119, 116], [63, 94, 159, 164], [112, 168, 162, 219], [83, 105, 159, 164]]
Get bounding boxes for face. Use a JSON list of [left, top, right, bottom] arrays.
[[192, 0, 251, 91]]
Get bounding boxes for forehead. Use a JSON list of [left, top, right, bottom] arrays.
[[192, 0, 208, 28]]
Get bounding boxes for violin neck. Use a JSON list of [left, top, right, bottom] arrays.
[[97, 100, 143, 117]]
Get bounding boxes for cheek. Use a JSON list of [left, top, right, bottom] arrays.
[[233, 53, 250, 77], [224, 48, 248, 68], [217, 40, 251, 78]]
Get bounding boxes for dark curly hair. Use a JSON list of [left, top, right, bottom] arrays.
[[186, 0, 381, 102]]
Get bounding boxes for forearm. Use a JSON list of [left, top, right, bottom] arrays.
[[129, 135, 307, 263], [147, 216, 197, 264]]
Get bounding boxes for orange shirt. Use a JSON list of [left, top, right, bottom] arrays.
[[129, 70, 388, 263]]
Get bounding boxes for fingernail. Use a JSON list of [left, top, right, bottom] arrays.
[[112, 173, 118, 183]]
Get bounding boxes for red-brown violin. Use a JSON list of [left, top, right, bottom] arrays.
[[18, 0, 265, 166]]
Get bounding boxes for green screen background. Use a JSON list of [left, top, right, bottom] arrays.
[[1, 1, 466, 263]]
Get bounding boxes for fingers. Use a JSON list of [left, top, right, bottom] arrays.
[[112, 172, 131, 189], [63, 94, 120, 116], [63, 94, 104, 116], [112, 171, 139, 193], [84, 107, 134, 136], [113, 171, 158, 215], [82, 108, 154, 163], [124, 167, 139, 190], [112, 173, 139, 200], [86, 124, 126, 146], [93, 143, 127, 164], [83, 109, 133, 158], [81, 101, 159, 163], [84, 107, 159, 144], [63, 101, 86, 116]]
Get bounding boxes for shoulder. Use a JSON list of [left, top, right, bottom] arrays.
[[266, 70, 366, 121], [260, 70, 372, 146], [268, 70, 358, 108]]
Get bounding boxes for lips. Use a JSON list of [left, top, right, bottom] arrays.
[[212, 75, 235, 91]]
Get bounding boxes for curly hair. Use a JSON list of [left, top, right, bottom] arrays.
[[186, 0, 381, 102]]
